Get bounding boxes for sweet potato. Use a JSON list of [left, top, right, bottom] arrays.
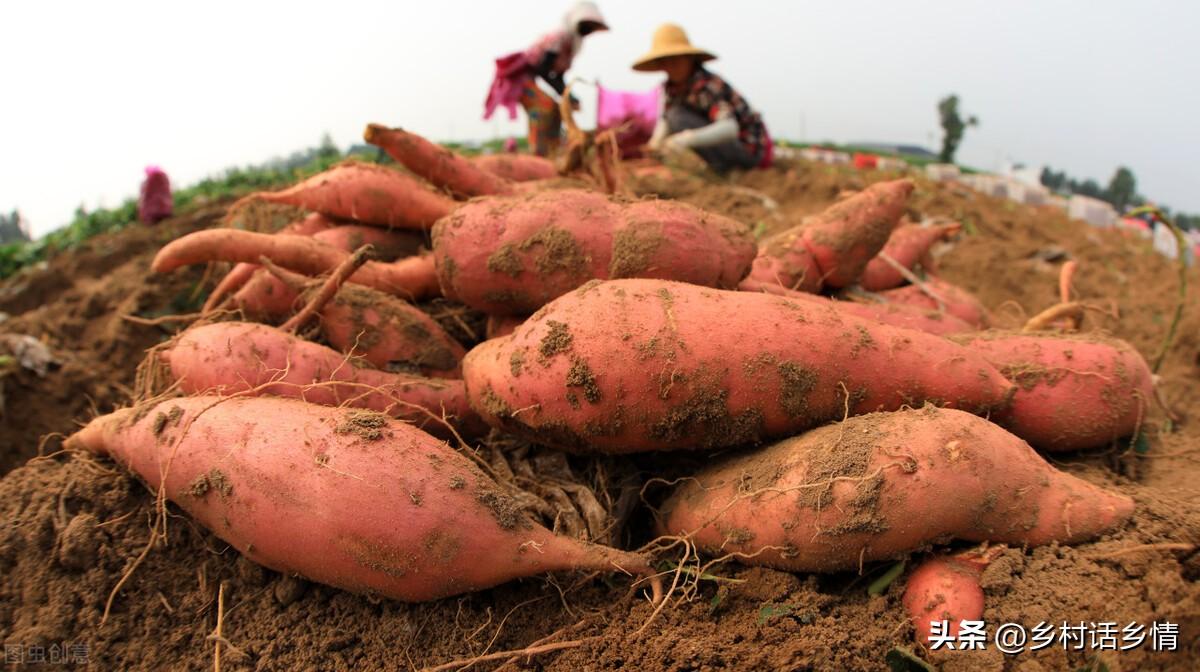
[[433, 190, 756, 314], [65, 396, 660, 602], [859, 221, 962, 291], [155, 229, 440, 301], [318, 284, 467, 378], [879, 277, 992, 328], [656, 406, 1133, 571], [951, 331, 1154, 451], [903, 547, 1002, 647], [471, 154, 558, 182], [313, 224, 426, 262], [228, 269, 301, 318], [203, 213, 337, 312], [219, 263, 463, 378], [245, 161, 456, 229], [739, 281, 974, 336], [162, 322, 482, 436], [463, 279, 1013, 454], [745, 179, 913, 292], [365, 123, 513, 198]]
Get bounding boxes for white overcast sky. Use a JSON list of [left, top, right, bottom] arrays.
[[2, 0, 1197, 237]]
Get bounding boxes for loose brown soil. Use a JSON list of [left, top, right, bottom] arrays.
[[1, 163, 1197, 671]]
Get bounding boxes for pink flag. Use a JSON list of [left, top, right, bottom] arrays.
[[596, 85, 660, 159]]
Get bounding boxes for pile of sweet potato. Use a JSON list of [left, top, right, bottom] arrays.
[[76, 126, 1155, 655]]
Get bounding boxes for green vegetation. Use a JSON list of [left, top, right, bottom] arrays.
[[1041, 165, 1197, 230], [0, 135, 382, 280], [936, 94, 979, 163]]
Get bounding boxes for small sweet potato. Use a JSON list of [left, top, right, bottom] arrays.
[[656, 406, 1133, 571], [65, 396, 660, 602], [203, 213, 337, 312], [860, 221, 961, 291], [903, 548, 1002, 647], [366, 124, 513, 198], [163, 322, 482, 436], [952, 331, 1154, 451], [318, 284, 467, 378], [155, 229, 440, 301], [221, 265, 463, 378], [433, 190, 756, 314], [246, 161, 456, 229], [464, 279, 1013, 454], [227, 269, 302, 318], [879, 277, 991, 328], [471, 154, 558, 182], [313, 224, 426, 262], [745, 179, 913, 292]]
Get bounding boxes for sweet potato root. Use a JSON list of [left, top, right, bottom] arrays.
[[952, 331, 1154, 451], [155, 229, 440, 301], [656, 406, 1133, 571], [433, 190, 756, 314], [162, 322, 482, 436], [471, 154, 558, 182], [365, 123, 513, 198], [859, 221, 962, 292], [244, 161, 456, 229], [903, 547, 1002, 647], [463, 279, 1013, 453], [879, 277, 991, 328], [65, 396, 661, 602], [745, 179, 913, 292]]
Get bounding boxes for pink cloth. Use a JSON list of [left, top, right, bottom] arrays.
[[596, 85, 661, 159], [484, 51, 532, 121], [138, 166, 173, 224]]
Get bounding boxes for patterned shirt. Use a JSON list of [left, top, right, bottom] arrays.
[[664, 66, 769, 159]]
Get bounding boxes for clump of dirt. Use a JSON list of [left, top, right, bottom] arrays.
[[485, 243, 523, 278], [1, 164, 1198, 670], [538, 320, 573, 360], [519, 227, 589, 278], [609, 223, 665, 278], [334, 409, 389, 440]]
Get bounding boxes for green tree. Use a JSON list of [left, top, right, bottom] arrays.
[[0, 209, 31, 244], [317, 132, 340, 161], [937, 95, 979, 163], [1040, 166, 1067, 191], [1105, 166, 1137, 212]]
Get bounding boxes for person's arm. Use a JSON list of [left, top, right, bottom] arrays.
[[533, 51, 566, 95], [668, 116, 739, 149]]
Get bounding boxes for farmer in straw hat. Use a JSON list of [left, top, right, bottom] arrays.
[[484, 2, 609, 157], [634, 23, 772, 172]]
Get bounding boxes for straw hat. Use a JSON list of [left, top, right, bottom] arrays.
[[632, 24, 715, 72]]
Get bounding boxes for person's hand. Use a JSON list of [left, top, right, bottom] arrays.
[[568, 94, 581, 111], [663, 130, 696, 153]]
